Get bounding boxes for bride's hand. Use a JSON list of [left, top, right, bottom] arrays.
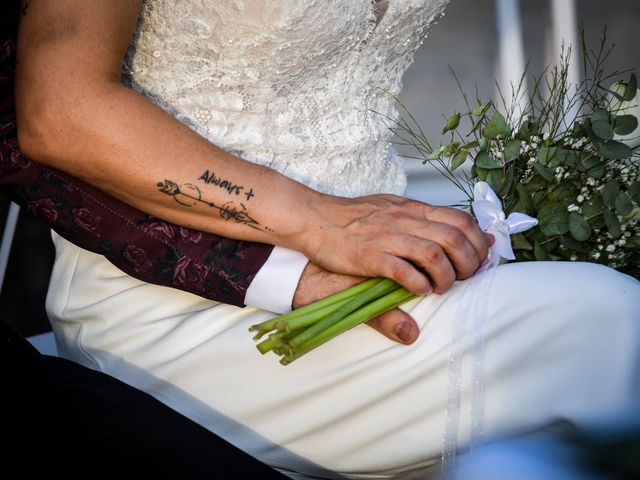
[[299, 194, 493, 297], [292, 262, 421, 344]]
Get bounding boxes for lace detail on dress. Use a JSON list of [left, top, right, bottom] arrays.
[[123, 0, 449, 197]]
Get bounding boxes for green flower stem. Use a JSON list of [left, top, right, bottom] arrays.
[[280, 288, 418, 365], [256, 296, 360, 354], [256, 330, 296, 354], [288, 278, 400, 349], [248, 277, 385, 339]]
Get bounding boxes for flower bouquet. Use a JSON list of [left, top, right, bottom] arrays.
[[392, 44, 639, 276], [250, 33, 639, 365]]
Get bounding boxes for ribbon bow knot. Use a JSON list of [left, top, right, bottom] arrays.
[[471, 181, 538, 263]]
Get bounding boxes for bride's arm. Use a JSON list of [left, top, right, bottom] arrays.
[[16, 1, 490, 307]]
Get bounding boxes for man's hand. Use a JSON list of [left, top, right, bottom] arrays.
[[292, 262, 420, 345], [300, 194, 493, 298]]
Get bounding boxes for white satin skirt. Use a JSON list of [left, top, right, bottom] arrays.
[[46, 233, 640, 479]]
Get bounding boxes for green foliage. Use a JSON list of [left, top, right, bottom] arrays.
[[386, 31, 640, 278]]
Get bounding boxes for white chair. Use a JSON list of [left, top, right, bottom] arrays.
[[495, 0, 581, 117]]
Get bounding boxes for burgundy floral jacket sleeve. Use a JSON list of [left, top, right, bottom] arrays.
[[0, 38, 274, 307]]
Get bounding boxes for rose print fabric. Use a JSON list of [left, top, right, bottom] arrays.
[[0, 38, 273, 307]]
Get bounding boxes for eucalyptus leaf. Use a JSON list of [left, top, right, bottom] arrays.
[[581, 196, 604, 219], [598, 140, 633, 159], [549, 182, 578, 204], [613, 115, 639, 136], [516, 183, 533, 211], [563, 150, 580, 167], [591, 109, 614, 140], [499, 166, 515, 197], [602, 180, 621, 207], [532, 191, 546, 205], [486, 169, 504, 192], [534, 242, 551, 261], [533, 162, 555, 182], [568, 212, 592, 241], [511, 233, 533, 251], [615, 191, 633, 216], [475, 150, 502, 169], [538, 147, 569, 168], [591, 121, 614, 140], [583, 118, 599, 143], [629, 182, 640, 204], [591, 108, 611, 124], [463, 140, 480, 150], [625, 73, 638, 101], [524, 174, 548, 193], [483, 112, 511, 140], [451, 148, 468, 170], [604, 209, 622, 238], [475, 166, 488, 181], [537, 146, 557, 166], [504, 139, 522, 162], [560, 235, 591, 254], [581, 156, 606, 179], [538, 203, 569, 236]]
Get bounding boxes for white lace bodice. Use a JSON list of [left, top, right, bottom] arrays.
[[123, 0, 449, 197]]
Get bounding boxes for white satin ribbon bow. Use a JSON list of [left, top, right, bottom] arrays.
[[471, 181, 538, 263]]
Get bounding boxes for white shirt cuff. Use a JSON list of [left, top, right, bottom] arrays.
[[244, 246, 309, 314]]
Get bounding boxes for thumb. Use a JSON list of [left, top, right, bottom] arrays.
[[366, 309, 419, 345]]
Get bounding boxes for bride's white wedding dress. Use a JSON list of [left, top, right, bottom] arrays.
[[46, 1, 640, 478]]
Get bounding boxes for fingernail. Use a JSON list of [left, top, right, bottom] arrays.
[[395, 321, 416, 344], [424, 285, 433, 296]]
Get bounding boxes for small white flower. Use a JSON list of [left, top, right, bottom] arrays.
[[567, 204, 580, 212], [606, 244, 616, 252], [577, 195, 585, 203], [592, 252, 601, 260]]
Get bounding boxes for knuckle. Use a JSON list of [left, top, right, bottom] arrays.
[[444, 227, 465, 248], [423, 243, 443, 263], [455, 210, 476, 229], [389, 260, 412, 282]]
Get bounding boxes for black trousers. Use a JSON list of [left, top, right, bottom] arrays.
[[1, 321, 288, 479]]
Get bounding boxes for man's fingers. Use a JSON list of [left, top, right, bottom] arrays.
[[422, 206, 490, 263], [366, 308, 419, 345]]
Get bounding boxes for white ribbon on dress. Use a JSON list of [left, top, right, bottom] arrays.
[[442, 181, 538, 477]]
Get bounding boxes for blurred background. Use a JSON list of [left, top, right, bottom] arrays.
[[1, 0, 639, 342]]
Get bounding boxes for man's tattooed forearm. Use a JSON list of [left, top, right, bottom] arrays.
[[198, 170, 255, 201], [157, 179, 266, 231]]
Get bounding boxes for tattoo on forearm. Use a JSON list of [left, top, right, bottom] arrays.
[[198, 170, 255, 201], [21, 1, 29, 16], [157, 179, 267, 231]]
